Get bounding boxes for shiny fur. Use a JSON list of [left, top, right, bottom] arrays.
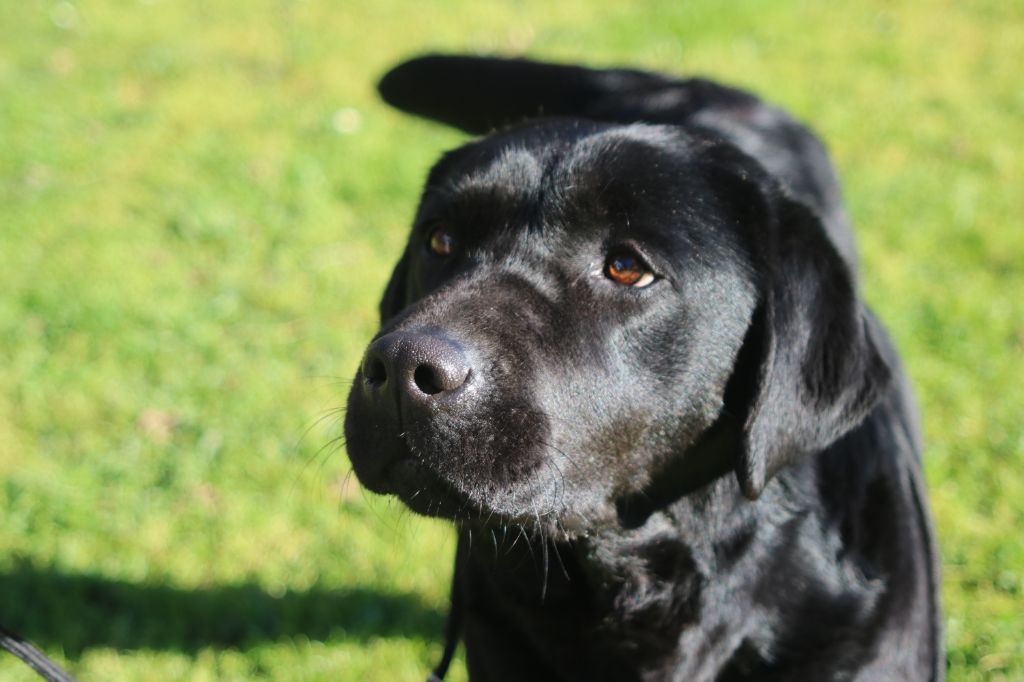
[[344, 56, 943, 681]]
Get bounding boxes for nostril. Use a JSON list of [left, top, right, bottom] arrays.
[[364, 356, 387, 387], [364, 331, 472, 401], [413, 365, 443, 395]]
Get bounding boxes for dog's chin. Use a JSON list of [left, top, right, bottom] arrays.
[[378, 458, 482, 519], [360, 457, 565, 533], [388, 466, 620, 541], [349, 436, 616, 534]]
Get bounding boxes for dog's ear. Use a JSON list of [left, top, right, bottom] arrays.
[[378, 55, 659, 134], [378, 252, 410, 324], [733, 193, 891, 500], [378, 54, 754, 134]]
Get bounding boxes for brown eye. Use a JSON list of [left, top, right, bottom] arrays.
[[428, 227, 456, 257], [605, 251, 655, 288]]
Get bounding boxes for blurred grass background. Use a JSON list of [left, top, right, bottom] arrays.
[[0, 0, 1020, 679]]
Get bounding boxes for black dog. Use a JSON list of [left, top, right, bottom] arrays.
[[344, 55, 943, 681]]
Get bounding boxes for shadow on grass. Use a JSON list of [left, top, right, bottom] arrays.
[[0, 563, 444, 658]]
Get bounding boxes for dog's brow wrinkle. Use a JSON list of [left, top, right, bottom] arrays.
[[452, 146, 543, 195]]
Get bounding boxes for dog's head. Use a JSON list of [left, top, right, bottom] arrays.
[[344, 56, 890, 533]]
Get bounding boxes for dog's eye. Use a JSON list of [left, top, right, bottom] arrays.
[[605, 251, 655, 288], [427, 227, 456, 257]]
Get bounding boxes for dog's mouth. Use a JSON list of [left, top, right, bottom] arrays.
[[378, 456, 482, 519], [344, 360, 584, 530], [360, 441, 580, 532]]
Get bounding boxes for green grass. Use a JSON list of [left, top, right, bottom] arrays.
[[1, 0, 1021, 679]]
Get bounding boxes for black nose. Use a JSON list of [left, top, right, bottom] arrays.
[[361, 331, 471, 403]]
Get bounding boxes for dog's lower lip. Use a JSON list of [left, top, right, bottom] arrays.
[[382, 457, 419, 485], [382, 458, 474, 516]]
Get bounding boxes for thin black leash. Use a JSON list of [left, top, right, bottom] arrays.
[[427, 536, 466, 682], [5, 598, 454, 682], [426, 578, 462, 682], [0, 623, 76, 681], [3, 571, 460, 682], [5, 570, 463, 682]]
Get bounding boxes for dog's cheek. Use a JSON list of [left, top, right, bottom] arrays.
[[557, 306, 729, 493], [530, 348, 645, 494]]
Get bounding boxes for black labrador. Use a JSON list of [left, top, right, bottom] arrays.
[[344, 55, 943, 681]]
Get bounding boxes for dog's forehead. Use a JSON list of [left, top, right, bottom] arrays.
[[419, 122, 716, 238], [446, 144, 545, 201], [446, 124, 697, 184]]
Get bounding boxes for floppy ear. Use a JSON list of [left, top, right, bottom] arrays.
[[378, 252, 410, 324], [735, 195, 891, 499]]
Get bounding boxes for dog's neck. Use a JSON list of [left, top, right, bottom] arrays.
[[457, 458, 884, 680]]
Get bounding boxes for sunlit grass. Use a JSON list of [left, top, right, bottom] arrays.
[[1, 0, 1021, 679]]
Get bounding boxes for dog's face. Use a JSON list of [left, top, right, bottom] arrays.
[[347, 123, 760, 530], [345, 60, 890, 536]]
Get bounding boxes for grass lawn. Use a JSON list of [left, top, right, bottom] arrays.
[[1, 0, 1021, 679]]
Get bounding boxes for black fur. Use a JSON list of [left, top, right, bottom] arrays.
[[346, 55, 943, 681]]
